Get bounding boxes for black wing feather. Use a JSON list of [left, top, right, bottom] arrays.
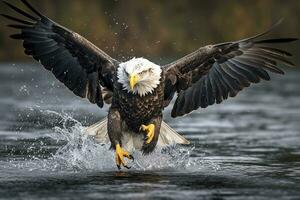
[[2, 0, 118, 107], [1, 13, 35, 25], [164, 21, 297, 117]]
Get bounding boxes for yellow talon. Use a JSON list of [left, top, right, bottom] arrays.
[[140, 124, 155, 144], [115, 144, 133, 170]]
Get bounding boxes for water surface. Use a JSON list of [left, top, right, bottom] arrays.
[[0, 63, 299, 200]]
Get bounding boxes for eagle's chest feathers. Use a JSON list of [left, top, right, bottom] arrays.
[[117, 82, 164, 130], [115, 58, 164, 130]]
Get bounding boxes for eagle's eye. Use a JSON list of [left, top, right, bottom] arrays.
[[139, 71, 146, 76], [139, 69, 152, 76]]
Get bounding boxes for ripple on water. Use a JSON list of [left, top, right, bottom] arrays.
[[1, 64, 300, 199]]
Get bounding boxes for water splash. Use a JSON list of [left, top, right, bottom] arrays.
[[7, 110, 220, 173]]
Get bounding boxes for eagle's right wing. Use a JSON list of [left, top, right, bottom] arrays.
[[2, 0, 119, 107]]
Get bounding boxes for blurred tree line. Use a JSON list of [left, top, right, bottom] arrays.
[[0, 0, 299, 63]]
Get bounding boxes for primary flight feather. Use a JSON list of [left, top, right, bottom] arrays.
[[2, 0, 297, 169]]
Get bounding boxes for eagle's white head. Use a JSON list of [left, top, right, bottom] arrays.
[[117, 58, 162, 97]]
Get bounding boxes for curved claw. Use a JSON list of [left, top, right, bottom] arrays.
[[115, 144, 134, 170], [123, 165, 131, 169], [129, 155, 134, 162], [117, 164, 121, 170], [117, 164, 131, 170], [140, 124, 155, 144]]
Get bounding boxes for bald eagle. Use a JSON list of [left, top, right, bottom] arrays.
[[2, 0, 298, 169]]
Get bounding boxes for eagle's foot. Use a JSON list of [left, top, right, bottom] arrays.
[[140, 124, 155, 144], [115, 144, 134, 170]]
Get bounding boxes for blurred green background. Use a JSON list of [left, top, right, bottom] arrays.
[[0, 0, 299, 63]]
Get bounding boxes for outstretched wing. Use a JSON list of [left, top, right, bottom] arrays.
[[164, 21, 297, 117], [2, 0, 119, 107]]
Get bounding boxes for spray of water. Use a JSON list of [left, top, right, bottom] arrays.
[[7, 109, 220, 173]]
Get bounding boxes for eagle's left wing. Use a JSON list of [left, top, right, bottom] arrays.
[[164, 21, 298, 118], [2, 0, 119, 107]]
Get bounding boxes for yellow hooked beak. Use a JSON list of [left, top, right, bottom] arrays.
[[129, 74, 139, 91]]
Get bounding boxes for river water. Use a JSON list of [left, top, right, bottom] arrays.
[[0, 63, 299, 200]]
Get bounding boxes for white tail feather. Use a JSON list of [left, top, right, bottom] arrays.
[[84, 117, 190, 150]]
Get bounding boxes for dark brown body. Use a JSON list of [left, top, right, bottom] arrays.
[[108, 70, 165, 154], [115, 79, 165, 132]]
